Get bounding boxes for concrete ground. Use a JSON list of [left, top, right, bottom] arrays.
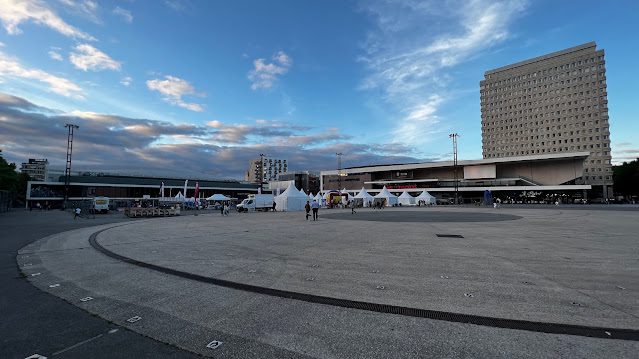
[[13, 206, 639, 358], [0, 210, 201, 359]]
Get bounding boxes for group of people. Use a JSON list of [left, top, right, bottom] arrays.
[[219, 202, 230, 216], [304, 200, 320, 220]]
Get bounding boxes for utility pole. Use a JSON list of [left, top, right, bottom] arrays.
[[259, 153, 265, 193], [336, 152, 343, 190], [449, 133, 459, 205], [64, 124, 79, 209]]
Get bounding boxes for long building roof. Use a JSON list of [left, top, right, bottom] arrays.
[[57, 174, 258, 189], [322, 152, 590, 175]]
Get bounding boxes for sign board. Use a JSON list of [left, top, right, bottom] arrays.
[[463, 164, 496, 179]]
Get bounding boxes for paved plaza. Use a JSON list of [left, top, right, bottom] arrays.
[[14, 206, 639, 358]]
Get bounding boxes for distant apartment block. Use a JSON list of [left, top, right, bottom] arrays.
[[480, 42, 612, 196], [20, 158, 49, 181], [246, 157, 288, 183]]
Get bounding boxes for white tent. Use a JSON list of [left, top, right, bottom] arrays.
[[313, 192, 323, 204], [206, 193, 231, 201], [416, 190, 437, 205], [341, 188, 350, 204], [174, 191, 185, 201], [374, 186, 398, 206], [354, 187, 375, 207], [398, 191, 416, 206], [274, 183, 309, 211]]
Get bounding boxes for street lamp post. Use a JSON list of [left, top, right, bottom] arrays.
[[449, 133, 459, 205], [336, 152, 343, 190], [259, 153, 265, 193], [63, 123, 79, 209]]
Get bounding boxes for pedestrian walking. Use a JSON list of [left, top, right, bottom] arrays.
[[305, 201, 311, 220], [223, 203, 230, 215], [272, 201, 277, 211], [74, 207, 81, 219], [350, 200, 356, 214], [220, 202, 225, 215], [311, 200, 320, 220]]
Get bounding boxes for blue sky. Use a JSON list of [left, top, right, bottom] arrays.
[[0, 0, 637, 179]]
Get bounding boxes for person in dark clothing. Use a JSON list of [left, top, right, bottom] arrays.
[[305, 201, 311, 220], [272, 201, 277, 211]]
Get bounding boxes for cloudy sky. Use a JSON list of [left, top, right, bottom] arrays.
[[0, 0, 637, 179]]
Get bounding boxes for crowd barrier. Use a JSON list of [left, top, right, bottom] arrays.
[[125, 207, 181, 218]]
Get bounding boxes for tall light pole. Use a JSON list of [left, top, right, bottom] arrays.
[[336, 152, 343, 190], [64, 123, 79, 209], [449, 133, 459, 205], [259, 153, 265, 193]]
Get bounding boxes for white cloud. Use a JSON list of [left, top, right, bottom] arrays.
[[48, 50, 63, 61], [0, 51, 83, 98], [57, 0, 101, 24], [248, 51, 293, 90], [164, 0, 185, 11], [0, 0, 95, 40], [146, 75, 205, 112], [69, 44, 121, 71], [361, 0, 527, 145], [120, 76, 132, 87], [113, 6, 133, 23]]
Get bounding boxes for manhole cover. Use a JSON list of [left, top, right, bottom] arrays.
[[436, 234, 464, 238]]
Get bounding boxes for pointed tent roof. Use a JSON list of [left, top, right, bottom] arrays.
[[354, 187, 374, 200], [313, 192, 323, 201], [174, 191, 184, 198], [416, 190, 436, 200], [374, 186, 397, 199], [276, 183, 308, 199], [398, 191, 414, 199]]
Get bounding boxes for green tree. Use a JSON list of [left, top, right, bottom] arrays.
[[613, 159, 639, 198], [0, 150, 31, 206]]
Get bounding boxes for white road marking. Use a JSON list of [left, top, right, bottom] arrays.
[[51, 334, 103, 356], [206, 340, 223, 349], [126, 316, 142, 323]]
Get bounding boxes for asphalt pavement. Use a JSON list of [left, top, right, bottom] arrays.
[[0, 209, 199, 359]]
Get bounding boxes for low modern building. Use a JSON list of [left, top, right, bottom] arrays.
[[27, 174, 260, 208], [320, 152, 593, 203], [20, 158, 49, 181]]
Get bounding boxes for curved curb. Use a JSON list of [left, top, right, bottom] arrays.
[[89, 225, 639, 341]]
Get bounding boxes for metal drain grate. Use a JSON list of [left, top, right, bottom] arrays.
[[436, 234, 464, 238]]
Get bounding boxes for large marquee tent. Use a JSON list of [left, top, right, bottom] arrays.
[[374, 186, 398, 206], [274, 183, 309, 211], [416, 190, 437, 205], [398, 191, 416, 206], [354, 187, 375, 207]]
